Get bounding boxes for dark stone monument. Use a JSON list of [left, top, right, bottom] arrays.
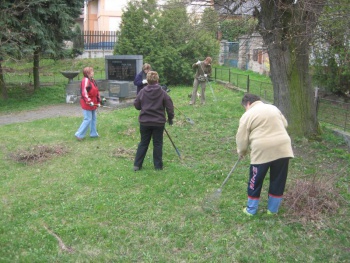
[[104, 55, 142, 99], [65, 55, 142, 105], [105, 55, 143, 81]]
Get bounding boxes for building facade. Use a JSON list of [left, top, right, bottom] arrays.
[[84, 0, 128, 32], [238, 33, 270, 75]]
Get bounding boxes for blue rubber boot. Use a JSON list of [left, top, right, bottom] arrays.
[[267, 195, 283, 214], [245, 198, 260, 215]]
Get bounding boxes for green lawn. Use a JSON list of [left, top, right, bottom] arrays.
[[0, 82, 349, 262]]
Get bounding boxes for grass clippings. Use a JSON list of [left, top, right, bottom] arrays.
[[113, 147, 134, 159], [9, 144, 68, 165], [283, 176, 342, 224]]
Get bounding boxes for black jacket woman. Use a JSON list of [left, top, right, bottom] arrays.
[[133, 71, 174, 171]]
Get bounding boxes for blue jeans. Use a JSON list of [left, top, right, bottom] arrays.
[[75, 109, 98, 139]]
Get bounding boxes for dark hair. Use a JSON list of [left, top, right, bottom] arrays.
[[241, 93, 260, 106]]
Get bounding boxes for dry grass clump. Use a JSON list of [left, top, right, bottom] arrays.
[[283, 177, 341, 223], [113, 147, 134, 159], [9, 144, 67, 165]]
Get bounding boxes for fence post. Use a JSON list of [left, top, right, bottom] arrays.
[[315, 87, 320, 115], [344, 104, 348, 131], [247, 75, 250, 93], [229, 68, 231, 83], [260, 82, 262, 97]]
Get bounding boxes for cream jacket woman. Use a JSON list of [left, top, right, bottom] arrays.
[[236, 101, 294, 164]]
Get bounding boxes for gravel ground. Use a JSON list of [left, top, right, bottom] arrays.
[[0, 101, 133, 126]]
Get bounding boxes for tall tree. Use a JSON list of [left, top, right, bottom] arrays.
[[115, 0, 160, 57], [154, 0, 215, 84], [0, 0, 83, 96], [22, 0, 83, 90], [210, 0, 326, 137], [0, 0, 35, 99], [312, 0, 350, 95]]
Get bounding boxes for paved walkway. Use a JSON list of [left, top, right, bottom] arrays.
[[0, 101, 133, 126]]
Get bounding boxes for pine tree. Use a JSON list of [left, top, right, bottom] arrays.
[[22, 0, 83, 90], [0, 0, 37, 99], [115, 0, 219, 85]]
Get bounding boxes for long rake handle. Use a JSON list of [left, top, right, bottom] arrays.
[[164, 128, 181, 159], [219, 157, 241, 189], [199, 61, 217, 101], [174, 105, 194, 124]]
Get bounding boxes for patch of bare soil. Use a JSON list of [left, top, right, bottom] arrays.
[[113, 147, 134, 160], [9, 144, 68, 165]]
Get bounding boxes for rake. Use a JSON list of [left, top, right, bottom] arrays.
[[199, 61, 217, 102], [206, 79, 217, 102], [164, 128, 181, 159], [202, 157, 241, 212], [174, 105, 195, 125]]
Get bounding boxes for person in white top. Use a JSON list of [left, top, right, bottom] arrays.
[[236, 93, 294, 215]]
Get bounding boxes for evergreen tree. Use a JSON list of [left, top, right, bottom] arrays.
[[0, 0, 37, 99], [115, 0, 219, 85], [200, 7, 220, 38], [114, 0, 160, 57], [22, 0, 83, 90]]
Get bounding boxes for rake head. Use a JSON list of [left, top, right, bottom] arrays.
[[202, 188, 222, 213], [186, 117, 195, 125]]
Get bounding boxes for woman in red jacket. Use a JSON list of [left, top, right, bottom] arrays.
[[75, 67, 101, 140]]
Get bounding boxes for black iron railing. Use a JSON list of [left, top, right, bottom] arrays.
[[80, 31, 117, 50], [213, 67, 350, 132]]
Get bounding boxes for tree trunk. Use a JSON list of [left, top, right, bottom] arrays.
[[33, 48, 40, 90], [258, 0, 325, 138], [0, 62, 8, 100]]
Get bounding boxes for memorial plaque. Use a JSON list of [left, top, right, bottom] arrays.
[[105, 55, 143, 81], [108, 81, 130, 97], [107, 59, 136, 81]]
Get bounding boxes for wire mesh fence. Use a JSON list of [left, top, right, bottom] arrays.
[[317, 98, 350, 132]]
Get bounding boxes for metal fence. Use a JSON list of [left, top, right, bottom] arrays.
[[3, 65, 349, 132], [213, 67, 350, 132], [81, 31, 117, 50], [317, 98, 349, 132], [2, 70, 106, 86]]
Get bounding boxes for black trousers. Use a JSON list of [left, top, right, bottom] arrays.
[[134, 124, 164, 169], [248, 158, 290, 198]]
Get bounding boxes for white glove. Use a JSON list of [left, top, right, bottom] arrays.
[[142, 79, 147, 84], [204, 74, 207, 78], [97, 103, 101, 107], [89, 102, 94, 106], [196, 60, 201, 65]]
